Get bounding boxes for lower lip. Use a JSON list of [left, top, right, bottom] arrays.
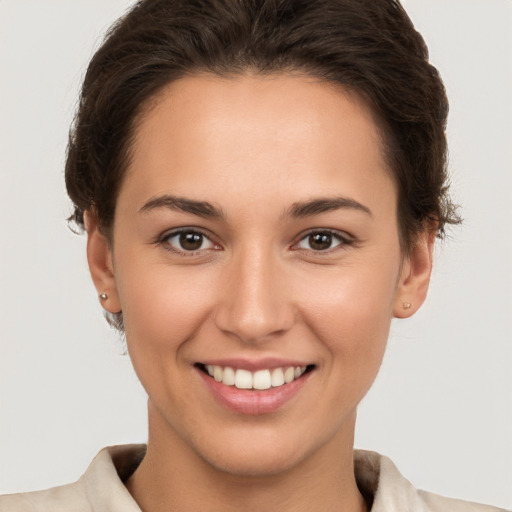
[[197, 369, 311, 415]]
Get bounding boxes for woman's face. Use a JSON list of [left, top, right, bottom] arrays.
[[88, 73, 432, 476]]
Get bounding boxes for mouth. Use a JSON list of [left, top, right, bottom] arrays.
[[195, 363, 315, 391], [195, 362, 315, 414]]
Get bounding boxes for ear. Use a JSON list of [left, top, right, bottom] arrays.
[[393, 227, 436, 319], [84, 211, 122, 314]]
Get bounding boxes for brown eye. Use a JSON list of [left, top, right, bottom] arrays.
[[297, 231, 346, 251], [163, 230, 216, 253], [179, 232, 204, 251], [308, 233, 332, 250]]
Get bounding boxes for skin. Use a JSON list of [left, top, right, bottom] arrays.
[[86, 73, 434, 512]]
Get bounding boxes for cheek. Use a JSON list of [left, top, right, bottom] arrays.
[[117, 265, 220, 411], [116, 262, 217, 354], [300, 273, 394, 418], [296, 258, 399, 371]]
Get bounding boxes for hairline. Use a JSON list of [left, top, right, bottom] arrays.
[[110, 68, 409, 248]]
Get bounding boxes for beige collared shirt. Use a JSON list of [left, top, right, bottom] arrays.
[[0, 445, 507, 511]]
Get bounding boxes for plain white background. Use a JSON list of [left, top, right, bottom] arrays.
[[0, 0, 511, 508]]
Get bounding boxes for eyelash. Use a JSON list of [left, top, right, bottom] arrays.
[[158, 228, 354, 256], [159, 228, 219, 255], [293, 229, 354, 253]]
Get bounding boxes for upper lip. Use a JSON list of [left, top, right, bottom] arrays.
[[197, 358, 314, 372]]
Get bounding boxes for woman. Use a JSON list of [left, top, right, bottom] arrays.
[[0, 0, 509, 510]]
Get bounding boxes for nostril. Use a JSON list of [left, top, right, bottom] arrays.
[[213, 307, 295, 344]]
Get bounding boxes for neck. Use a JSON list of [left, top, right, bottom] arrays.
[[126, 405, 367, 512]]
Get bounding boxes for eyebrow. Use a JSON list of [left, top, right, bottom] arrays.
[[139, 194, 371, 220], [139, 195, 224, 218], [287, 197, 372, 218]]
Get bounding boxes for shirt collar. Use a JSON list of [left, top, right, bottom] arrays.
[[82, 445, 423, 512]]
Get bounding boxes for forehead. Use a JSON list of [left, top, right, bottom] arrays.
[[121, 73, 395, 218]]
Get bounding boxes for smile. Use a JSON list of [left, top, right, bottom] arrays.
[[195, 361, 315, 414], [202, 364, 309, 390]]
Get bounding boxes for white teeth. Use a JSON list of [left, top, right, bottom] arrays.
[[213, 366, 223, 382], [253, 369, 272, 390], [204, 364, 309, 390], [271, 367, 285, 387], [235, 369, 253, 389], [284, 366, 295, 383], [222, 366, 235, 386], [293, 366, 307, 378]]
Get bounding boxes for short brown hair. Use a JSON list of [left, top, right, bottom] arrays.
[[65, 0, 460, 328]]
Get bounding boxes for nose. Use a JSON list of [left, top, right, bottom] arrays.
[[214, 248, 295, 344]]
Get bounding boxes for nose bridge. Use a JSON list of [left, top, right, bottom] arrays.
[[214, 243, 293, 343]]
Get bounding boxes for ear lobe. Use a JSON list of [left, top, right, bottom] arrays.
[[85, 211, 121, 314], [393, 228, 436, 319]]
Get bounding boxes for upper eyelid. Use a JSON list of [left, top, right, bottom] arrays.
[[159, 226, 214, 241], [158, 227, 219, 254], [295, 228, 352, 243], [156, 227, 353, 249], [291, 229, 355, 253]]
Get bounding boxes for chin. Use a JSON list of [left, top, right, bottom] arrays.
[[198, 442, 307, 478], [188, 420, 340, 479]]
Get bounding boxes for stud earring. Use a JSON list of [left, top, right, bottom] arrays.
[[402, 301, 411, 310], [99, 292, 108, 301]]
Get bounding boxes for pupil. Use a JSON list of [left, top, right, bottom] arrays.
[[310, 233, 332, 250], [180, 232, 203, 250]]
